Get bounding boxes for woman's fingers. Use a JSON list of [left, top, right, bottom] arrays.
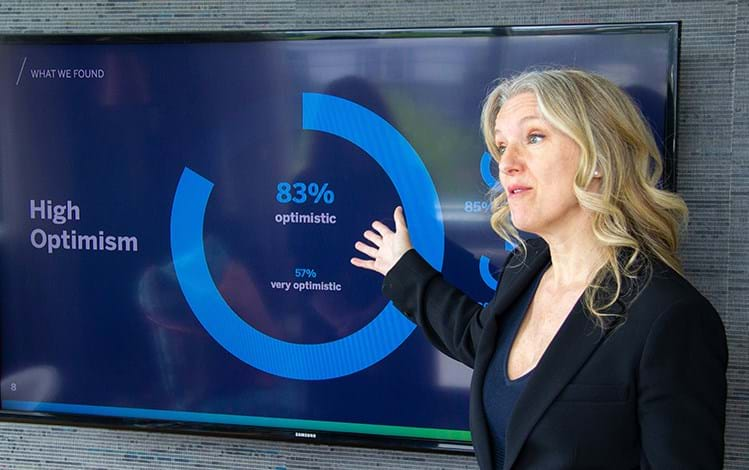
[[371, 220, 392, 237], [394, 205, 406, 232], [363, 229, 382, 246], [351, 210, 410, 276], [354, 240, 378, 258], [350, 256, 376, 271]]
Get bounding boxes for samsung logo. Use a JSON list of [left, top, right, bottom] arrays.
[[294, 432, 317, 439]]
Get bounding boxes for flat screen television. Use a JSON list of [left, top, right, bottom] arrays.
[[0, 22, 679, 454]]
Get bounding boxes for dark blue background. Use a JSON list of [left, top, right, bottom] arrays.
[[0, 32, 672, 433]]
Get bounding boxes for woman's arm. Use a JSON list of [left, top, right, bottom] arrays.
[[351, 206, 506, 368], [381, 248, 495, 367], [637, 297, 728, 468]]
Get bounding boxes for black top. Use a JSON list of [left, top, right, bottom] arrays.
[[382, 238, 727, 469], [483, 265, 544, 469]]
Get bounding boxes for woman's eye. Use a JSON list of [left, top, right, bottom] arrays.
[[528, 133, 544, 144], [497, 145, 507, 156]]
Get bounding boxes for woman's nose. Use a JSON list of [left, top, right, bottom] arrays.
[[498, 144, 523, 175]]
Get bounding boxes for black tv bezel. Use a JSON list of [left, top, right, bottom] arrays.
[[0, 21, 680, 455]]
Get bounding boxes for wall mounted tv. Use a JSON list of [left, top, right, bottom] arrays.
[[0, 22, 679, 453]]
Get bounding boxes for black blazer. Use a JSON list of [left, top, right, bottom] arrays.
[[382, 238, 727, 469]]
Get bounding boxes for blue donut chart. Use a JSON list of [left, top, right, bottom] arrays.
[[480, 151, 497, 188], [170, 93, 444, 380], [478, 255, 498, 291]]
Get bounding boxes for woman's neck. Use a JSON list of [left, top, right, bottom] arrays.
[[539, 226, 606, 291]]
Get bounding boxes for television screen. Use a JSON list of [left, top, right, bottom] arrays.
[[0, 23, 678, 452]]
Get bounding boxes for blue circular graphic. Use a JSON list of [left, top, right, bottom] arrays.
[[170, 93, 444, 380], [479, 255, 498, 291], [480, 151, 498, 188]]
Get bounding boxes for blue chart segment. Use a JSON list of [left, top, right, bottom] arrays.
[[480, 151, 497, 188], [170, 93, 444, 380], [479, 256, 498, 291], [302, 92, 444, 264], [477, 151, 515, 289]]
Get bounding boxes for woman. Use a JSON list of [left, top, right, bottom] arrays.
[[350, 69, 727, 469]]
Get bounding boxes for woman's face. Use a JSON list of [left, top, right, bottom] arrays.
[[494, 92, 586, 239]]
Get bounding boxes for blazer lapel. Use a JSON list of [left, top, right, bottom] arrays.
[[471, 240, 552, 470], [480, 240, 553, 347], [503, 294, 608, 469]]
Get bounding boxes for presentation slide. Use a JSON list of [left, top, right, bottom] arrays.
[[0, 30, 673, 442]]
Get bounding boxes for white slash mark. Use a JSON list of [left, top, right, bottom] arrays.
[[16, 56, 27, 86]]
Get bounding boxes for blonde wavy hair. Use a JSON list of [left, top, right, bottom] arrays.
[[480, 69, 688, 327]]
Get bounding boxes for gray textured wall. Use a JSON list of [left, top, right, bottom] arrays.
[[0, 1, 746, 469]]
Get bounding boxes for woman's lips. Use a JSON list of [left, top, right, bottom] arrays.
[[507, 185, 532, 198]]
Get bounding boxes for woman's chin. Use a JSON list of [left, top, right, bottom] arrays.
[[510, 218, 537, 234]]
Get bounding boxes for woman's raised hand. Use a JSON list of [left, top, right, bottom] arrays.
[[350, 206, 413, 276]]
